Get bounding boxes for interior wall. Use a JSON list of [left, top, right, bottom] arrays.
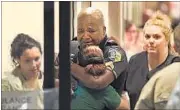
[[2, 2, 44, 75], [73, 1, 143, 45], [91, 2, 109, 35], [108, 2, 120, 38], [55, 1, 59, 53], [2, 1, 144, 75], [73, 1, 91, 37]]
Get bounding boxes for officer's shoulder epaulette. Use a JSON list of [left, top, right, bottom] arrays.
[[106, 39, 118, 46]]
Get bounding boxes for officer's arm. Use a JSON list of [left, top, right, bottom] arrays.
[[71, 63, 114, 89], [71, 47, 127, 89]]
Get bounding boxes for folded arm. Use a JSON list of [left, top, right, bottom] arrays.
[[71, 63, 114, 89]]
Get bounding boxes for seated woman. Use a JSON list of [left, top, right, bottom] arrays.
[[2, 33, 43, 109], [71, 45, 123, 110]]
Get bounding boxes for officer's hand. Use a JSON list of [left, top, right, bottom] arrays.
[[85, 64, 106, 76], [77, 51, 89, 66], [78, 45, 104, 66]]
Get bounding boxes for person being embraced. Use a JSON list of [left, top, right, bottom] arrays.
[[77, 44, 106, 76], [71, 45, 125, 110]]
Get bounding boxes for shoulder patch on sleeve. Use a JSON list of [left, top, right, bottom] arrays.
[[108, 48, 122, 62]]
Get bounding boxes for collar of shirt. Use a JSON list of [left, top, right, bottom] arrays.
[[99, 35, 108, 51], [147, 53, 177, 80]]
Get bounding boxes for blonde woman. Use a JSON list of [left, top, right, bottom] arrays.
[[125, 11, 179, 109], [135, 23, 180, 110]]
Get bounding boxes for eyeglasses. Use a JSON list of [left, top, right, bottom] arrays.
[[128, 30, 137, 33]]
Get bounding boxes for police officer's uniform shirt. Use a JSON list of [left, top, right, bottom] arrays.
[[126, 51, 178, 109], [99, 36, 128, 94], [135, 62, 180, 109], [70, 36, 127, 109], [75, 35, 128, 93]]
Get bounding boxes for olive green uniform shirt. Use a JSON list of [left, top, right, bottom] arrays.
[[135, 62, 180, 109]]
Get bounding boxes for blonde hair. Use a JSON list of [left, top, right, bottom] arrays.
[[143, 11, 174, 54], [144, 11, 172, 41]]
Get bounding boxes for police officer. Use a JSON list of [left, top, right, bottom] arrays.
[[70, 7, 129, 109]]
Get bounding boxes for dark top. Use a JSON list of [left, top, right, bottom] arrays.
[[125, 51, 179, 110], [73, 35, 128, 93]]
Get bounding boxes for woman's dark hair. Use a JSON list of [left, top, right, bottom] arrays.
[[11, 33, 42, 66]]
